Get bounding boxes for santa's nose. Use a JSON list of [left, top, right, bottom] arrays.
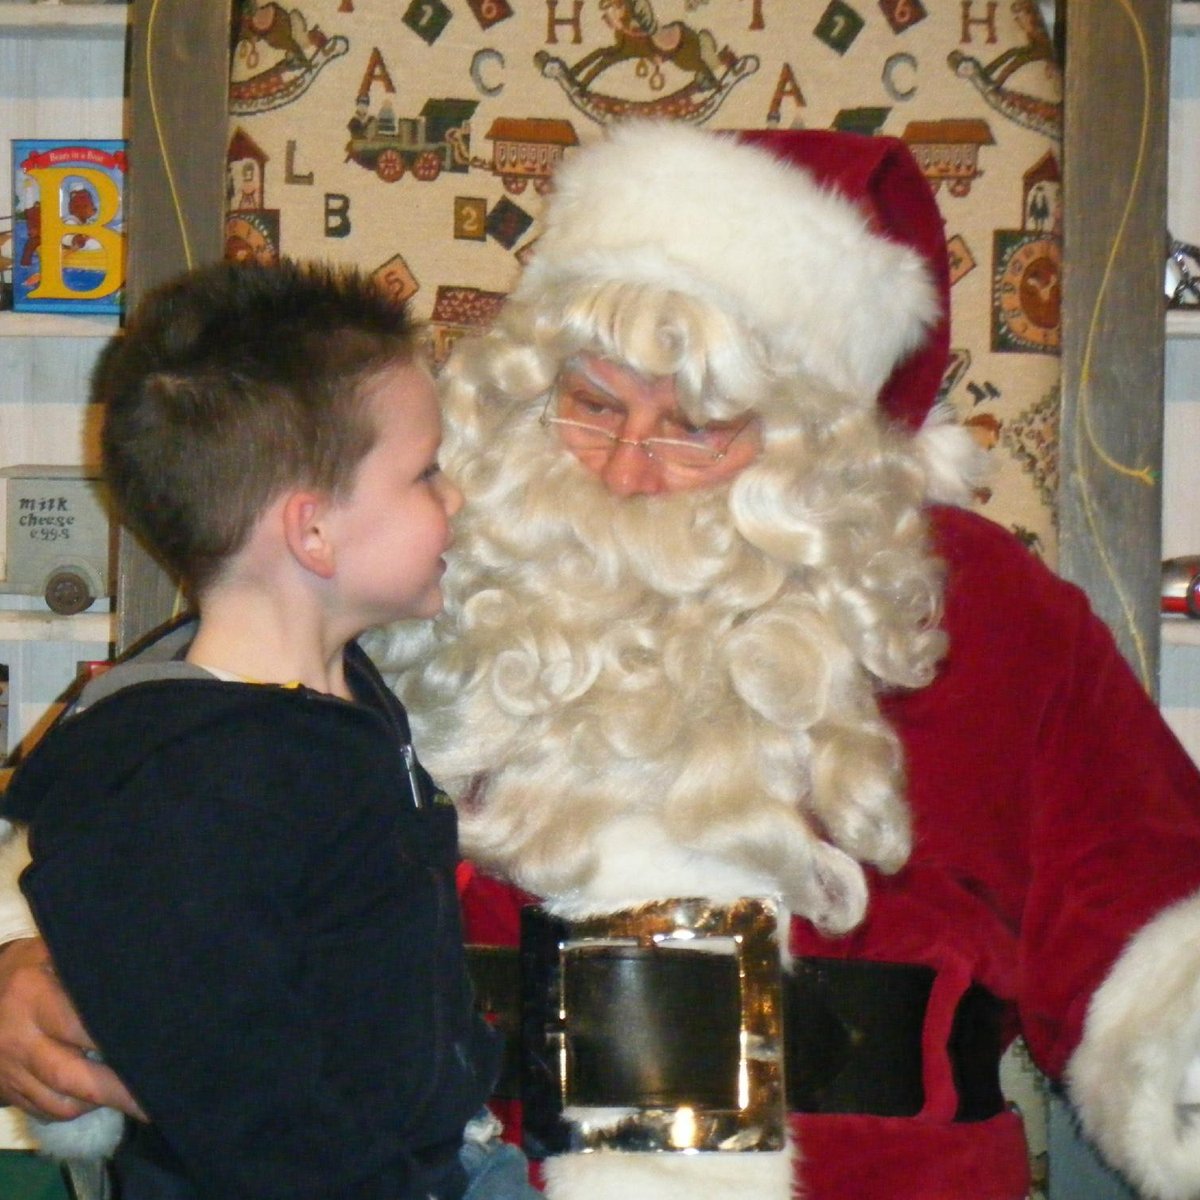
[[597, 438, 668, 496]]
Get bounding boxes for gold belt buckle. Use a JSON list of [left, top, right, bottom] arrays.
[[553, 897, 786, 1153]]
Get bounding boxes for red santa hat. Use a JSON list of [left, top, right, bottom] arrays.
[[739, 127, 951, 431], [516, 121, 949, 431]]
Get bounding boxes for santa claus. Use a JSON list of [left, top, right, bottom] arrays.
[[371, 122, 1200, 1200]]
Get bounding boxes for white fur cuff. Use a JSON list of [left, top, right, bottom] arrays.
[[24, 1106, 124, 1161], [1068, 891, 1200, 1200]]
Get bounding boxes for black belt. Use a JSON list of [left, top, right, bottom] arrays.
[[466, 911, 1005, 1150], [784, 956, 1005, 1122]]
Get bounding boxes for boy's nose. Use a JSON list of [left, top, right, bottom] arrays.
[[438, 474, 464, 516]]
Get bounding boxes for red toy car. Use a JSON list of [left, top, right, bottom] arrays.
[[1162, 556, 1200, 619]]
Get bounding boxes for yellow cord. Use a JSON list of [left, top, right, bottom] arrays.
[[144, 0, 195, 271], [145, 0, 198, 620], [1071, 0, 1158, 687]]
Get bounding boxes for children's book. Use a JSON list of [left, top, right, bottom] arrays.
[[11, 139, 127, 315]]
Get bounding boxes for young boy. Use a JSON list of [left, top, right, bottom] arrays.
[[2, 260, 532, 1200]]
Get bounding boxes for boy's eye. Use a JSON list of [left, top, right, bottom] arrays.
[[418, 463, 441, 483]]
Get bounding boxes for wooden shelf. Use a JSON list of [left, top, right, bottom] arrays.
[[0, 610, 114, 643], [0, 310, 120, 338], [0, 2, 129, 33], [1176, 2, 1200, 33], [1167, 308, 1200, 339], [1164, 618, 1200, 646]]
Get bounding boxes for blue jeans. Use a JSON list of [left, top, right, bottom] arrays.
[[459, 1110, 543, 1200]]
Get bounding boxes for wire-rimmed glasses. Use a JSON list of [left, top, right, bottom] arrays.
[[539, 388, 753, 476]]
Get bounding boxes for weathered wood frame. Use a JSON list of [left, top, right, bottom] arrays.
[[1059, 0, 1171, 695], [115, 0, 230, 651]]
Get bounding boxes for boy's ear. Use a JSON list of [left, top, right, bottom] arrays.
[[282, 490, 336, 579]]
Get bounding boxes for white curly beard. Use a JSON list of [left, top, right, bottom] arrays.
[[369, 404, 945, 935]]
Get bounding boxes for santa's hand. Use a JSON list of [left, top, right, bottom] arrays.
[[0, 937, 144, 1122]]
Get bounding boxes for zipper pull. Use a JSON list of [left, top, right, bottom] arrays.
[[401, 743, 425, 810]]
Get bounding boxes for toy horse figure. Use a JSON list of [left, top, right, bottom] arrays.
[[572, 0, 722, 91], [229, 0, 348, 117], [235, 0, 311, 70]]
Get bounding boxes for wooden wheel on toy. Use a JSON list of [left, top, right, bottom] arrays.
[[44, 570, 93, 615], [413, 151, 442, 181], [376, 149, 406, 182]]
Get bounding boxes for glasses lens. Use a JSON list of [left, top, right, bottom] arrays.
[[553, 418, 616, 451], [558, 388, 621, 429], [544, 385, 748, 472], [641, 438, 725, 470]]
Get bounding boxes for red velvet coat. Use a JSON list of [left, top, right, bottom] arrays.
[[458, 505, 1200, 1200]]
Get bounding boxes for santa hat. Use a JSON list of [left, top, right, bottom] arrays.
[[516, 121, 949, 432]]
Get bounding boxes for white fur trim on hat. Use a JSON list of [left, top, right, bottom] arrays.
[[519, 121, 940, 404], [1067, 890, 1200, 1200]]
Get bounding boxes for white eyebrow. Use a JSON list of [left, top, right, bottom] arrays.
[[563, 359, 624, 401]]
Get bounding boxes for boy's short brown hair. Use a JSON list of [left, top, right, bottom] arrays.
[[97, 259, 420, 596]]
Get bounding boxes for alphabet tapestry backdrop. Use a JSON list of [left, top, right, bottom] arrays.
[[226, 0, 1063, 564]]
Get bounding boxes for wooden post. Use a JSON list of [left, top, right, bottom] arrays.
[[1059, 0, 1171, 696], [116, 0, 230, 651]]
